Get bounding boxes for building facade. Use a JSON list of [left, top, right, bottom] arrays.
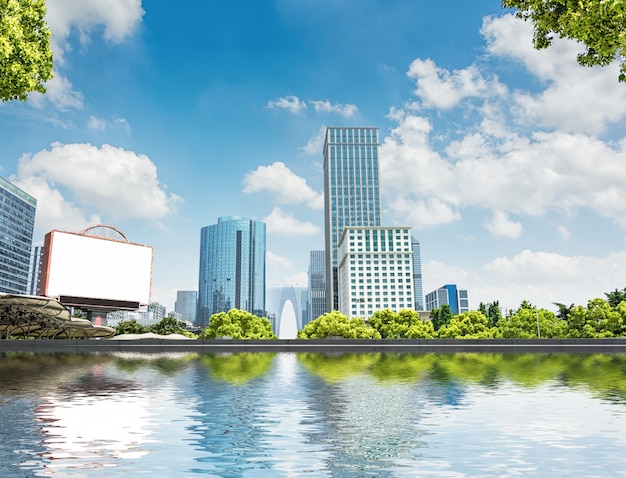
[[337, 226, 414, 320], [324, 127, 381, 312], [197, 216, 266, 328], [307, 250, 326, 323], [0, 177, 36, 295], [425, 284, 469, 315], [27, 245, 43, 296], [174, 290, 197, 324], [411, 237, 424, 310]]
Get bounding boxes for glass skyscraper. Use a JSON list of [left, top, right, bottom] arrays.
[[0, 177, 36, 295], [411, 237, 424, 310], [324, 127, 381, 311], [175, 290, 197, 324], [307, 250, 326, 323], [196, 216, 266, 328]]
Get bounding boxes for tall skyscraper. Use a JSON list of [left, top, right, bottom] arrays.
[[175, 290, 197, 324], [307, 250, 326, 323], [411, 237, 424, 310], [197, 216, 266, 328], [324, 127, 381, 311], [0, 177, 36, 295]]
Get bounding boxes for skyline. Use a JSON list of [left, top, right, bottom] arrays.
[[1, 1, 626, 313]]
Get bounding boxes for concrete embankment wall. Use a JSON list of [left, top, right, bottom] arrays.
[[2, 338, 626, 354]]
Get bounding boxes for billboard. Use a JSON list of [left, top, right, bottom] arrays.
[[40, 230, 153, 310]]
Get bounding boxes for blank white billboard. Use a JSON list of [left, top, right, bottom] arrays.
[[41, 230, 153, 307]]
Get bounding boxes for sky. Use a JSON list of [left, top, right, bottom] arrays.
[[2, 0, 626, 315]]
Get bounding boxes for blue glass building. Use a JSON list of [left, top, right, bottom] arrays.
[[174, 290, 197, 324], [196, 216, 266, 328], [307, 250, 326, 323], [0, 177, 36, 295], [411, 237, 424, 310], [425, 284, 469, 315], [324, 127, 381, 311]]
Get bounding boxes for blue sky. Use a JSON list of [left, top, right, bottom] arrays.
[[2, 0, 626, 314]]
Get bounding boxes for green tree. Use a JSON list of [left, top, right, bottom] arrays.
[[368, 309, 435, 339], [199, 309, 276, 339], [605, 287, 626, 308], [0, 0, 53, 101], [487, 301, 503, 327], [437, 311, 495, 339], [566, 298, 623, 337], [553, 302, 575, 321], [297, 311, 381, 339], [496, 308, 566, 338], [430, 304, 453, 331], [150, 316, 195, 337], [115, 319, 150, 336], [503, 0, 626, 82]]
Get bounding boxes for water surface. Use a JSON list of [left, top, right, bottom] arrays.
[[1, 352, 625, 477]]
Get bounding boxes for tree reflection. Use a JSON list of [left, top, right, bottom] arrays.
[[199, 353, 277, 384]]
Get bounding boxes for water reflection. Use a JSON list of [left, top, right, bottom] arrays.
[[0, 352, 625, 477]]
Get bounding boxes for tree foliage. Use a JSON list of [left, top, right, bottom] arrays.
[[503, 0, 626, 82], [605, 287, 626, 308], [115, 319, 150, 336], [199, 309, 276, 339], [297, 311, 381, 339], [430, 304, 453, 331], [151, 316, 195, 337], [0, 0, 53, 101], [437, 311, 496, 339], [368, 309, 435, 339]]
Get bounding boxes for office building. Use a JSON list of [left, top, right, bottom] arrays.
[[28, 245, 43, 296], [411, 237, 424, 310], [197, 216, 266, 328], [324, 127, 381, 311], [337, 226, 414, 320], [425, 284, 469, 315], [0, 177, 36, 295], [175, 290, 197, 324], [308, 250, 326, 323]]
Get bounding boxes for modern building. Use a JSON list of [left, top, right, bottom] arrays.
[[324, 127, 381, 312], [197, 216, 266, 328], [411, 237, 424, 311], [174, 290, 197, 324], [337, 226, 414, 320], [27, 245, 43, 296], [307, 250, 326, 323], [425, 284, 469, 315], [0, 177, 36, 295]]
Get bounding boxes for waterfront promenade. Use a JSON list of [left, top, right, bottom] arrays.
[[2, 338, 626, 354]]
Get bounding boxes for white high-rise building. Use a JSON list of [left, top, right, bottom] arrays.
[[337, 226, 414, 320]]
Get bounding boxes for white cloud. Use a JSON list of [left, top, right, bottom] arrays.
[[309, 100, 358, 118], [481, 14, 626, 135], [301, 125, 326, 155], [243, 162, 323, 209], [12, 143, 181, 234], [407, 58, 506, 110], [87, 115, 131, 131], [557, 225, 571, 241], [267, 251, 294, 269], [262, 207, 320, 235], [35, 0, 144, 109], [483, 211, 523, 238], [267, 95, 307, 114], [425, 249, 626, 312]]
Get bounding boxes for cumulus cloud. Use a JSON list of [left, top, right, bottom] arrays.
[[267, 251, 294, 269], [263, 207, 320, 235], [12, 143, 181, 234], [407, 58, 506, 110], [481, 14, 626, 134], [424, 249, 626, 312], [483, 211, 523, 238], [243, 162, 323, 209], [309, 100, 358, 118], [35, 0, 145, 109], [267, 95, 307, 114], [301, 125, 326, 155]]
